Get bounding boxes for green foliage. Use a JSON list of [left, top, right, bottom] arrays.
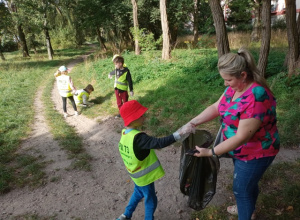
[[272, 17, 287, 30], [130, 27, 162, 52], [196, 35, 215, 49], [198, 1, 215, 35], [51, 26, 78, 49], [226, 0, 252, 26]]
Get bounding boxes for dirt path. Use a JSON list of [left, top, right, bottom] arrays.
[[1, 51, 300, 220]]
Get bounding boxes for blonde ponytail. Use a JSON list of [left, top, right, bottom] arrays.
[[218, 47, 272, 92]]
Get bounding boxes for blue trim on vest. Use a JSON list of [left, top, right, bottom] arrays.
[[125, 128, 135, 134]]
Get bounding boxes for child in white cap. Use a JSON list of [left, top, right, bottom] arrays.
[[116, 100, 194, 220], [54, 65, 79, 118]]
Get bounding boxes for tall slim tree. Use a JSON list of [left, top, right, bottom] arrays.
[[96, 27, 107, 52], [131, 0, 140, 55], [43, 0, 53, 60], [8, 1, 30, 57], [160, 0, 171, 60], [251, 0, 262, 42], [0, 1, 12, 61], [193, 0, 199, 46], [285, 0, 299, 76], [209, 0, 230, 57], [17, 24, 30, 57], [257, 0, 271, 77]]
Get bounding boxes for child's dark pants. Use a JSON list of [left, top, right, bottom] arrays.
[[62, 96, 77, 113]]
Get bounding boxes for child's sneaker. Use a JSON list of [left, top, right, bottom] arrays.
[[116, 214, 131, 220], [63, 112, 69, 118], [75, 111, 80, 116]]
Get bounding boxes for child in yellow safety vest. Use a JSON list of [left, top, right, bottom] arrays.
[[108, 55, 133, 118], [116, 100, 194, 220], [54, 65, 79, 118], [74, 84, 94, 107]]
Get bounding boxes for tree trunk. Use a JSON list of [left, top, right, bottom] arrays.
[[96, 27, 107, 52], [17, 24, 30, 57], [285, 0, 299, 76], [257, 0, 271, 77], [131, 0, 141, 55], [44, 27, 53, 60], [209, 0, 230, 57], [193, 0, 199, 46], [251, 0, 262, 42], [0, 38, 5, 61], [170, 26, 178, 49], [160, 0, 171, 60]]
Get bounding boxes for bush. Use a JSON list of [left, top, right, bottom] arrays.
[[1, 40, 18, 52], [272, 17, 286, 30]]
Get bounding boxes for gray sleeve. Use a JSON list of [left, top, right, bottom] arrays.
[[82, 94, 88, 104]]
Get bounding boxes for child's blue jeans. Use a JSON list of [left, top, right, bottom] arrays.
[[233, 156, 275, 220], [124, 182, 157, 220]]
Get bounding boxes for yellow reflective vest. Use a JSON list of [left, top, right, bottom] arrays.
[[114, 68, 129, 91], [75, 89, 89, 105], [56, 75, 72, 97], [119, 129, 165, 186]]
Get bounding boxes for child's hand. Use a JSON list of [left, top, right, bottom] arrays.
[[130, 91, 134, 96], [108, 74, 112, 79], [174, 123, 195, 142]]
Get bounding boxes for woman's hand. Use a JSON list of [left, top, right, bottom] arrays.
[[193, 146, 213, 157]]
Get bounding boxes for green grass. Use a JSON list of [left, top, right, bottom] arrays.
[[0, 46, 91, 193]]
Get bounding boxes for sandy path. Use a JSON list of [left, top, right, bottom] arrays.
[[1, 51, 300, 220]]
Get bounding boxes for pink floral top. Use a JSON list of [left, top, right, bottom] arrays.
[[218, 82, 280, 161]]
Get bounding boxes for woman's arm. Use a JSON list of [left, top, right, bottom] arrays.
[[194, 118, 262, 157]]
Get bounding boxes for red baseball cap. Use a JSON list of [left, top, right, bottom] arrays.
[[120, 100, 148, 126]]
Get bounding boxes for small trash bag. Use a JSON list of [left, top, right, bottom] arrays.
[[179, 129, 220, 211]]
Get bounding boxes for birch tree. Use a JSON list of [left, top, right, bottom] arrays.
[[131, 0, 140, 55], [160, 0, 171, 60]]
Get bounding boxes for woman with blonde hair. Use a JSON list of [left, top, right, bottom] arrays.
[[188, 47, 280, 220]]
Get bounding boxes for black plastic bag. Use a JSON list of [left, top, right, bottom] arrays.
[[179, 129, 220, 210]]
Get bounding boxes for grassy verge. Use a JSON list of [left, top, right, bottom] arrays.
[[0, 46, 91, 193]]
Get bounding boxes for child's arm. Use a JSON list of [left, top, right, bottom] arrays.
[[54, 71, 61, 77], [69, 76, 77, 92], [134, 123, 194, 150], [126, 70, 134, 96], [134, 133, 176, 150], [82, 94, 94, 106], [108, 70, 115, 79]]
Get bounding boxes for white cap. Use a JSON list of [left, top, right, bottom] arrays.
[[59, 66, 68, 72], [112, 54, 120, 62]]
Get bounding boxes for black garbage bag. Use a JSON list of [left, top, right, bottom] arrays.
[[179, 129, 220, 211]]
